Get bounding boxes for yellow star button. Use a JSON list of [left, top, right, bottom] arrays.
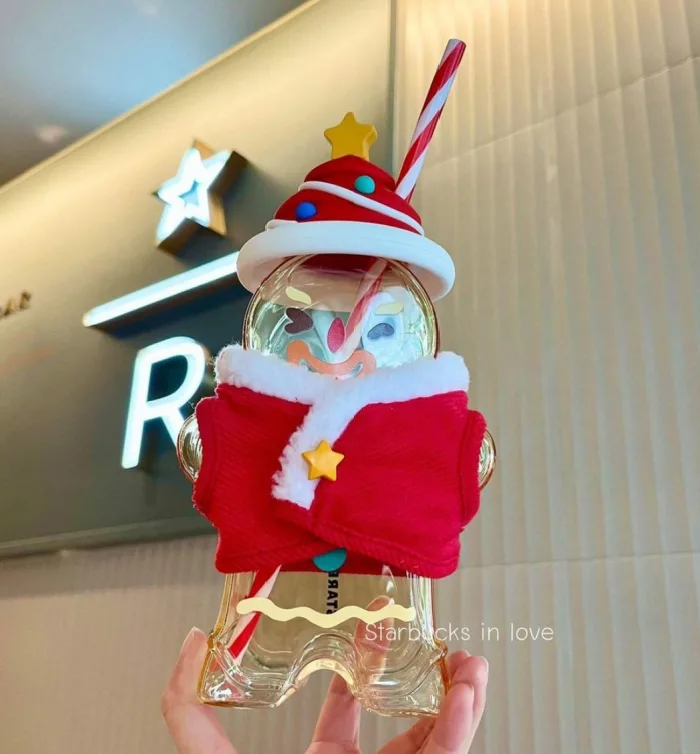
[[302, 440, 345, 482], [324, 112, 378, 160]]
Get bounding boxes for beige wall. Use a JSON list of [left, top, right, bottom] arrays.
[[394, 0, 700, 752]]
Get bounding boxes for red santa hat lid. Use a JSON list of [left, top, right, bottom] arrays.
[[237, 134, 454, 299], [238, 41, 466, 301]]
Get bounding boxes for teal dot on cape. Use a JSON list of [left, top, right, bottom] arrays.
[[313, 548, 347, 572]]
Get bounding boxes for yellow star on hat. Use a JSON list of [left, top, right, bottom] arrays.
[[303, 440, 345, 482], [324, 112, 378, 160]]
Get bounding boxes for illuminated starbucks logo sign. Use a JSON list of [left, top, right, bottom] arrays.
[[82, 141, 246, 469]]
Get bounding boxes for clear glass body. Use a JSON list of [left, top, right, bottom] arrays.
[[199, 255, 448, 716]]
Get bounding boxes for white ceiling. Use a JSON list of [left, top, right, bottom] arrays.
[[0, 0, 307, 187]]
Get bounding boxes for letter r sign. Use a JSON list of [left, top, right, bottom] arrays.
[[122, 337, 208, 469]]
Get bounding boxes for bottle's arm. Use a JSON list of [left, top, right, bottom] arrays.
[[478, 430, 496, 490], [177, 414, 202, 483]]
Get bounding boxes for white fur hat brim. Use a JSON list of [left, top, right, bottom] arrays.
[[236, 220, 455, 301]]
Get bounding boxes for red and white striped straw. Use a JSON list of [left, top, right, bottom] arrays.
[[395, 39, 466, 201], [229, 566, 280, 662], [337, 258, 388, 361]]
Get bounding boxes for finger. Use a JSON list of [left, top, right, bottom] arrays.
[[377, 717, 435, 754], [378, 651, 452, 754], [425, 654, 489, 754], [161, 628, 237, 754], [311, 673, 361, 751], [445, 649, 469, 680], [378, 651, 465, 754], [464, 656, 488, 736]]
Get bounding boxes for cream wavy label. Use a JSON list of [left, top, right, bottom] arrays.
[[237, 598, 417, 628]]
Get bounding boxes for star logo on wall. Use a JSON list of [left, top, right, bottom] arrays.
[[154, 140, 247, 253]]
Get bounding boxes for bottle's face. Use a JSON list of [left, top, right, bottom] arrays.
[[243, 254, 438, 368]]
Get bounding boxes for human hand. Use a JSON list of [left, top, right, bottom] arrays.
[[162, 627, 489, 754]]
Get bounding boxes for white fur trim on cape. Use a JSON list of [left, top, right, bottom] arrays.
[[215, 345, 469, 510], [236, 221, 456, 301], [215, 346, 327, 405]]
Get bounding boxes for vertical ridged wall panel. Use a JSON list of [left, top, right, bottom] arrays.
[[396, 0, 700, 752]]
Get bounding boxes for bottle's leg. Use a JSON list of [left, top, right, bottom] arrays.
[[359, 653, 447, 718], [197, 642, 295, 708]]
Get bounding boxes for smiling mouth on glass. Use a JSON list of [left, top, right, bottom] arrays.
[[286, 340, 376, 377]]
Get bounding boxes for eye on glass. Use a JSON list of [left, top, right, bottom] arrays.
[[284, 307, 314, 334], [366, 322, 395, 340]]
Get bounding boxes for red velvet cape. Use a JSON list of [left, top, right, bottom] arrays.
[[192, 346, 486, 578]]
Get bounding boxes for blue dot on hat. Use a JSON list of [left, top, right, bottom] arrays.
[[354, 175, 376, 194], [295, 201, 317, 221], [313, 548, 347, 572]]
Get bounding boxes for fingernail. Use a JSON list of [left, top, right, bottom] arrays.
[[181, 627, 199, 652], [452, 654, 489, 685]]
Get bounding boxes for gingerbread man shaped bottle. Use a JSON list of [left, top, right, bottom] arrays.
[[177, 40, 496, 717]]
